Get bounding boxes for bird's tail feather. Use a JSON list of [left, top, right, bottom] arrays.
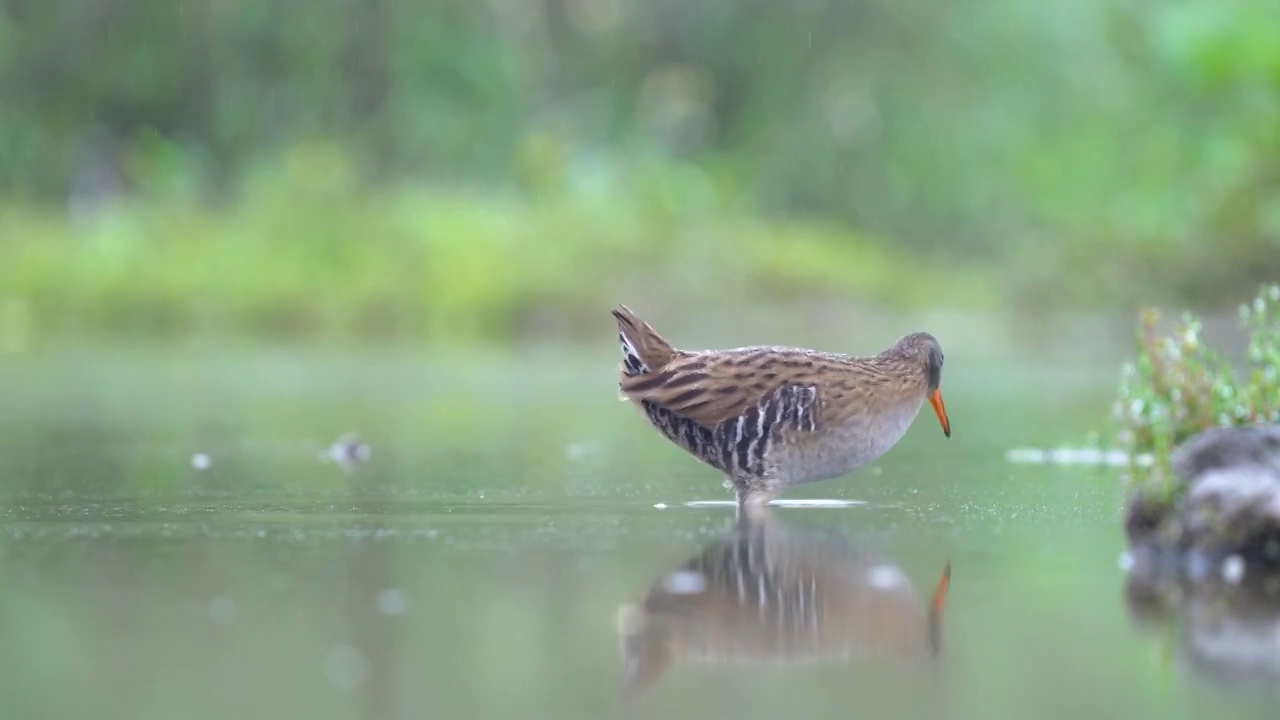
[[611, 305, 678, 376]]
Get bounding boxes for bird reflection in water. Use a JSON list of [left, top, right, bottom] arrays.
[[616, 506, 951, 695]]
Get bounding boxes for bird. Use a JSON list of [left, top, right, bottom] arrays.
[[611, 304, 951, 506]]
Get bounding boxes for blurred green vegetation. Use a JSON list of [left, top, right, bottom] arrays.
[[1114, 284, 1280, 503], [0, 143, 994, 343], [3, 0, 1280, 340]]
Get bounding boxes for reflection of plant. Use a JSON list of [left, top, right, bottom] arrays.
[[1115, 284, 1280, 491]]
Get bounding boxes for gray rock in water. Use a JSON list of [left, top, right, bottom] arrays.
[[1172, 425, 1280, 481], [1122, 427, 1280, 699], [1184, 467, 1280, 561], [1131, 424, 1280, 564]]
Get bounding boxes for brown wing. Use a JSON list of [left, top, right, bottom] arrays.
[[619, 351, 821, 430]]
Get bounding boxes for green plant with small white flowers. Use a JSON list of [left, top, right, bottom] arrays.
[[1115, 284, 1280, 497]]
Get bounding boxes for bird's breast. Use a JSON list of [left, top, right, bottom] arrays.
[[773, 395, 926, 484]]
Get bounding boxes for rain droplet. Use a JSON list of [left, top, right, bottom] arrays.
[[191, 453, 212, 471]]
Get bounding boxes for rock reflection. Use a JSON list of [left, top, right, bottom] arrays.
[[617, 506, 951, 695], [1125, 556, 1280, 698]]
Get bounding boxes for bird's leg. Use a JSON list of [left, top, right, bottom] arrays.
[[734, 483, 776, 521]]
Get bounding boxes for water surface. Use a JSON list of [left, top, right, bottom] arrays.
[[1, 337, 1276, 719]]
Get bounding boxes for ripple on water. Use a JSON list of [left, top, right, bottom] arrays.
[[681, 498, 867, 509], [1005, 446, 1152, 467]]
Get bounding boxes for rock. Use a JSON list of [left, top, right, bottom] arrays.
[[1184, 466, 1280, 562], [1122, 485, 1176, 547], [1125, 424, 1280, 567], [1175, 425, 1280, 563], [1172, 425, 1280, 481], [1121, 426, 1280, 699]]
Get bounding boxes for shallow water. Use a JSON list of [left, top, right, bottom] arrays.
[[1, 338, 1277, 720]]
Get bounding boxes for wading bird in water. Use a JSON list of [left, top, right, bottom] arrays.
[[611, 305, 951, 507]]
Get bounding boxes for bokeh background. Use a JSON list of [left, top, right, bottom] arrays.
[[7, 4, 1280, 719], [4, 0, 1280, 349]]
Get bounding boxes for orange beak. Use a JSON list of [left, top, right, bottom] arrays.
[[929, 388, 951, 438]]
